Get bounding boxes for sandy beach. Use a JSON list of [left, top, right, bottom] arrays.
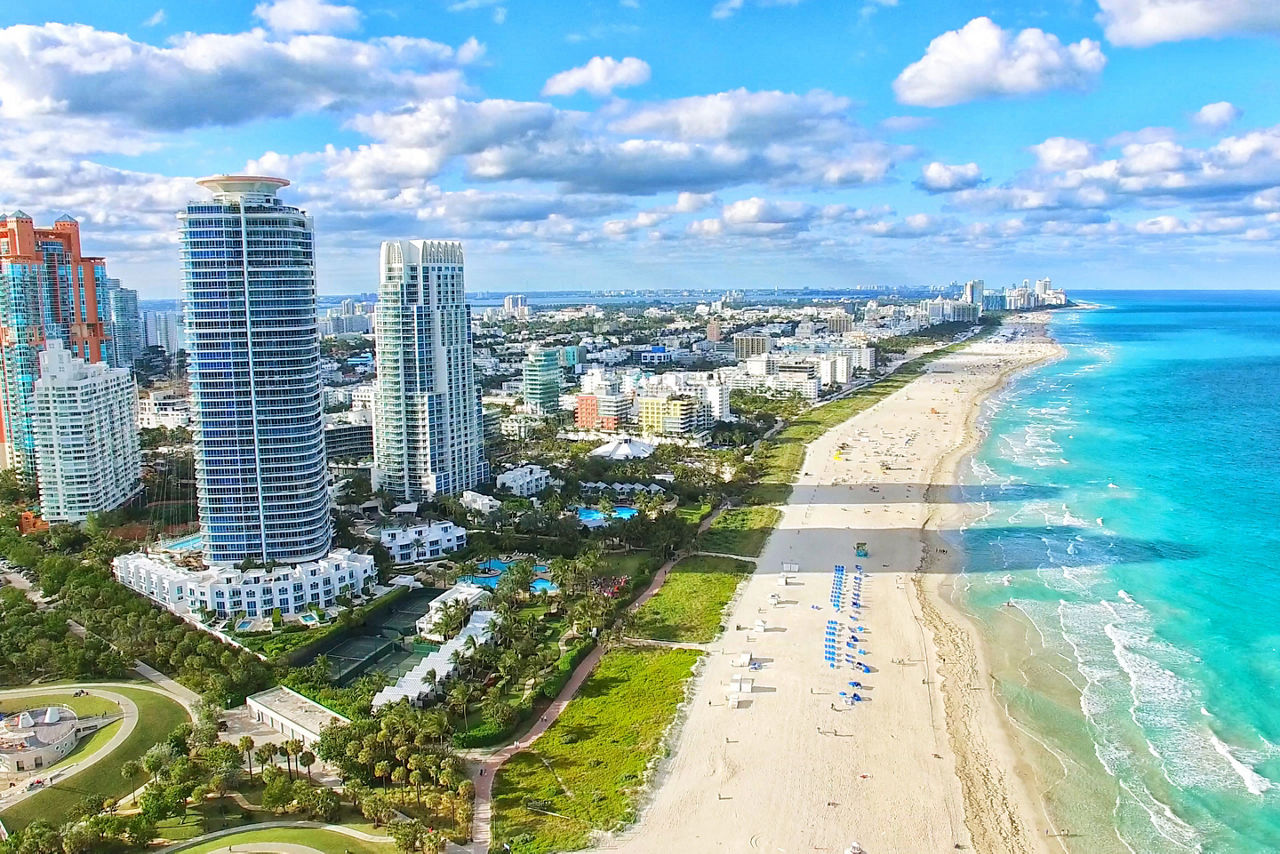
[[594, 321, 1062, 854]]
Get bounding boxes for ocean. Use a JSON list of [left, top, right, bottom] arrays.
[[954, 291, 1280, 853]]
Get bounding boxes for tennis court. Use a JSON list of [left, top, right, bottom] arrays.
[[323, 635, 396, 683]]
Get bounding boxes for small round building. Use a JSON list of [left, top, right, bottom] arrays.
[[0, 706, 80, 773]]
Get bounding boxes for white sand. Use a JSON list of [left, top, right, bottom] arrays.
[[596, 326, 1060, 854]]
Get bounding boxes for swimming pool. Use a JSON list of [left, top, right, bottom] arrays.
[[300, 613, 320, 626], [165, 532, 203, 551], [461, 559, 558, 594], [235, 619, 254, 632], [576, 506, 638, 523]]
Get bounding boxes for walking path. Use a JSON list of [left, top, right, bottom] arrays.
[[156, 820, 391, 853], [0, 685, 139, 812]]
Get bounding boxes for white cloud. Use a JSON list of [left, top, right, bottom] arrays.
[[0, 23, 474, 131], [879, 115, 934, 133], [543, 56, 651, 97], [447, 0, 504, 10], [865, 213, 949, 238], [712, 0, 803, 20], [1193, 101, 1242, 130], [1096, 0, 1280, 47], [143, 10, 166, 27], [893, 17, 1106, 107], [917, 161, 983, 192], [1030, 137, 1096, 170], [493, 6, 508, 24], [611, 88, 851, 144], [252, 0, 361, 34]]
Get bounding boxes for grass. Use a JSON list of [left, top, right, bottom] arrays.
[[744, 326, 995, 505], [697, 506, 780, 557], [674, 501, 713, 525], [631, 555, 752, 643], [491, 647, 701, 854], [0, 693, 122, 718], [596, 551, 662, 579], [173, 827, 391, 853], [0, 686, 190, 831]]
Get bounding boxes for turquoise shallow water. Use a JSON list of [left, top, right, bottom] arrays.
[[960, 292, 1280, 853]]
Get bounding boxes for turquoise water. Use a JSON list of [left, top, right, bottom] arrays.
[[576, 505, 638, 523], [960, 292, 1280, 852], [165, 532, 202, 551], [462, 559, 558, 593]]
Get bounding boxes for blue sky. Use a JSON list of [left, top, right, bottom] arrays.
[[3, 0, 1280, 297]]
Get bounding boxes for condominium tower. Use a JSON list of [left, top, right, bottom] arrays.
[[373, 239, 488, 500], [522, 346, 562, 415], [178, 176, 330, 565], [101, 280, 144, 370], [32, 340, 141, 523], [0, 212, 109, 475]]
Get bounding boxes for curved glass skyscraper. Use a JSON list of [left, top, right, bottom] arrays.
[[374, 240, 488, 501], [179, 176, 330, 565]]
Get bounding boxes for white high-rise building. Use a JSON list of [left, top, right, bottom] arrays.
[[144, 310, 186, 355], [503, 294, 529, 320], [374, 240, 489, 501], [962, 279, 985, 306], [32, 340, 141, 522], [179, 175, 330, 565]]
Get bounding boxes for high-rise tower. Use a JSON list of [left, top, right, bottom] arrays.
[[178, 176, 330, 565], [0, 212, 109, 475], [374, 240, 488, 501]]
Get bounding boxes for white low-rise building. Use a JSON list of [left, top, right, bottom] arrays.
[[112, 546, 375, 619], [372, 521, 468, 565], [246, 686, 349, 747], [372, 609, 496, 709], [461, 491, 502, 515], [496, 464, 552, 497], [138, 390, 192, 430], [415, 582, 492, 640]]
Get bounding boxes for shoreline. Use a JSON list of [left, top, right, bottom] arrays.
[[588, 320, 1064, 854], [914, 315, 1069, 853]]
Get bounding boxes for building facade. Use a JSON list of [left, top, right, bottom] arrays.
[[144, 311, 186, 355], [373, 520, 468, 565], [733, 333, 772, 360], [0, 213, 110, 475], [373, 240, 488, 501], [101, 280, 144, 370], [32, 341, 142, 523], [521, 346, 562, 415], [179, 176, 330, 565], [495, 464, 552, 497]]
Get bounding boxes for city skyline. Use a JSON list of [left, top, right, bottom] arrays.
[[3, 1, 1280, 297]]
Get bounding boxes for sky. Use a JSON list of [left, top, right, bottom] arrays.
[[3, 0, 1280, 298]]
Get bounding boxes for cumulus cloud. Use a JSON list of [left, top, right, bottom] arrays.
[[611, 88, 852, 144], [543, 56, 651, 97], [253, 0, 361, 34], [1193, 101, 1242, 130], [1096, 0, 1280, 47], [917, 161, 984, 192], [0, 23, 476, 130], [1030, 137, 1096, 170], [893, 17, 1106, 107], [865, 213, 950, 238]]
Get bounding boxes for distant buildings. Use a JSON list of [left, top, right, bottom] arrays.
[[962, 279, 985, 306], [138, 390, 192, 430], [733, 332, 773, 360], [32, 341, 142, 523], [0, 212, 110, 475], [522, 346, 562, 415], [503, 294, 529, 320], [373, 240, 488, 501], [144, 310, 186, 355], [920, 297, 980, 324], [101, 280, 144, 370]]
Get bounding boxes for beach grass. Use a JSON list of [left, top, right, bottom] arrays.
[[674, 501, 713, 525], [170, 826, 390, 853], [698, 506, 780, 557], [631, 555, 752, 643], [491, 647, 701, 854], [0, 687, 190, 831]]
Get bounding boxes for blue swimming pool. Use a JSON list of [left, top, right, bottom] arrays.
[[235, 619, 254, 632], [165, 532, 203, 551], [461, 558, 558, 593], [576, 506, 638, 523]]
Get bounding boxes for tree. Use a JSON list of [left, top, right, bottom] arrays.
[[308, 785, 341, 822], [389, 818, 426, 853], [254, 743, 277, 777], [298, 749, 316, 782], [238, 735, 255, 778]]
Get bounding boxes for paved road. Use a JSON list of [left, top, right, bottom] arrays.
[[0, 685, 138, 812]]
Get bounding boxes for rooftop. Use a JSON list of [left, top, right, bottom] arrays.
[[247, 685, 348, 736]]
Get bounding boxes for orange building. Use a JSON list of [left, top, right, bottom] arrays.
[[0, 212, 110, 474], [575, 392, 626, 431]]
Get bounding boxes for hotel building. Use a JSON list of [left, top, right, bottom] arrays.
[[32, 341, 142, 523], [521, 346, 562, 415], [373, 240, 488, 500]]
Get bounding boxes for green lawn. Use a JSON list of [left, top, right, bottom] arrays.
[[631, 555, 752, 643], [597, 550, 661, 578], [697, 506, 780, 557], [172, 826, 390, 853], [674, 501, 713, 525], [0, 693, 122, 718], [0, 686, 190, 831], [491, 646, 702, 854]]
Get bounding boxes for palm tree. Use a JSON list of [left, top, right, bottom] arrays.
[[447, 681, 473, 730], [255, 743, 276, 776], [374, 759, 392, 790], [238, 736, 255, 778], [409, 768, 425, 806], [299, 750, 315, 782], [390, 766, 408, 802]]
